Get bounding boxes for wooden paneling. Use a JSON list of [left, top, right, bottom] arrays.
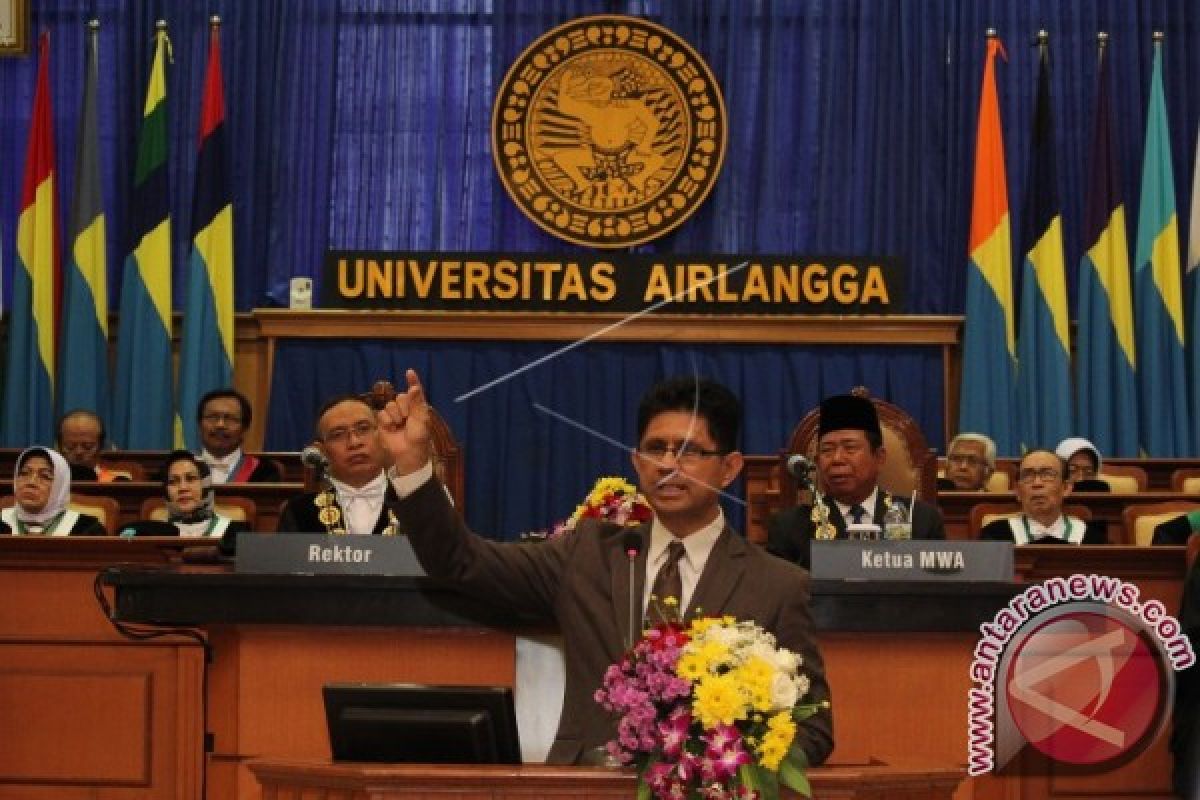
[[0, 544, 205, 800]]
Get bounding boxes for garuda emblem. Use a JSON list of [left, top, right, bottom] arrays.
[[493, 15, 727, 248]]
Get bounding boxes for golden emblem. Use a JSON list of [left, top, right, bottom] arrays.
[[318, 506, 341, 528], [492, 15, 726, 248]]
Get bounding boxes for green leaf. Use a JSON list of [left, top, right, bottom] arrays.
[[740, 764, 780, 800], [778, 753, 812, 798], [635, 779, 653, 800]]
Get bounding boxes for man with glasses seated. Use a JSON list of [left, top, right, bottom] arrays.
[[938, 432, 996, 491], [197, 388, 281, 484], [278, 395, 400, 535], [767, 394, 945, 570], [980, 449, 1107, 545]]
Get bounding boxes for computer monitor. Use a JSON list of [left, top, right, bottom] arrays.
[[323, 683, 521, 764]]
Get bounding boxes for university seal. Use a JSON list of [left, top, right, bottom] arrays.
[[493, 15, 727, 248]]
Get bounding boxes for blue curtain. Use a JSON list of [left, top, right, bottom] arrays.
[[266, 340, 944, 538], [3, 0, 1200, 531], [4, 1, 1199, 312]]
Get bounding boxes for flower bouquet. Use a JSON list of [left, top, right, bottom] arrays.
[[595, 615, 823, 799], [551, 476, 654, 537]]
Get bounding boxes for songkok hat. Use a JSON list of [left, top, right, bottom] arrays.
[[1055, 437, 1102, 470], [818, 394, 882, 438]]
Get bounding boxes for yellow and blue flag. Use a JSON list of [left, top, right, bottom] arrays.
[[58, 20, 110, 422], [1187, 120, 1200, 453], [959, 33, 1018, 455], [1016, 36, 1072, 450], [1134, 38, 1190, 456], [1077, 37, 1137, 455], [178, 19, 235, 450], [3, 33, 61, 446], [113, 22, 175, 448]]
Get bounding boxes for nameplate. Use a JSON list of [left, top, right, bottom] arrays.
[[810, 540, 1013, 582], [235, 533, 426, 576]]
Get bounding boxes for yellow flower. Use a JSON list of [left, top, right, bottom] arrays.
[[693, 672, 747, 728], [757, 711, 797, 769], [676, 652, 707, 681], [731, 657, 775, 712], [689, 617, 719, 636]]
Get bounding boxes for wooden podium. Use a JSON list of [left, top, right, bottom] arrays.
[[248, 761, 965, 800]]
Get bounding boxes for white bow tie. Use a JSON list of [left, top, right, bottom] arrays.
[[339, 486, 384, 503]]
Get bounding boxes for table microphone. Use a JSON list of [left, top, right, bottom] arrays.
[[621, 530, 644, 650]]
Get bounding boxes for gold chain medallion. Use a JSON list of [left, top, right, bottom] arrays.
[[493, 15, 727, 248]]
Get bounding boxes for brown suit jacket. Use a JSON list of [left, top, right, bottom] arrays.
[[392, 477, 834, 766]]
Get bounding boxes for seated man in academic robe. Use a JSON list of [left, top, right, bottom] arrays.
[[196, 388, 282, 484], [277, 395, 400, 536], [980, 449, 1107, 545], [767, 393, 945, 570]]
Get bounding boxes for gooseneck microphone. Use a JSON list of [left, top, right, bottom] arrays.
[[786, 454, 814, 478], [621, 530, 644, 650]]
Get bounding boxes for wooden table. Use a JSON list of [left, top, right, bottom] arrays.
[[248, 761, 965, 800]]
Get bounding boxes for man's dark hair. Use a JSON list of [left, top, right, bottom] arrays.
[[314, 394, 375, 439], [1020, 448, 1069, 479], [57, 409, 106, 447], [197, 388, 252, 427], [636, 377, 740, 454]]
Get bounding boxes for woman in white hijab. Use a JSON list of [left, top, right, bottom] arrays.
[[2, 447, 107, 536]]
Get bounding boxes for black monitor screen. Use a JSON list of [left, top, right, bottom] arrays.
[[323, 683, 520, 764]]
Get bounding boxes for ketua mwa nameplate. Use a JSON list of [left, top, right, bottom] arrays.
[[810, 540, 1013, 582]]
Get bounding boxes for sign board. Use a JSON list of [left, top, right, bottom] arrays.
[[810, 540, 1014, 582], [235, 533, 426, 576]]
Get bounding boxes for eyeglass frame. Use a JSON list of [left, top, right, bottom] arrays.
[[1016, 466, 1066, 484], [635, 441, 726, 466], [201, 411, 245, 426], [321, 420, 379, 446]]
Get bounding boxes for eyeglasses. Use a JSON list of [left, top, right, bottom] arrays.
[[323, 420, 378, 446], [636, 442, 724, 465], [202, 412, 244, 426], [1017, 467, 1063, 484], [1067, 464, 1097, 479], [947, 453, 985, 468]]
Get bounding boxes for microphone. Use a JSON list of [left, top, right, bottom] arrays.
[[301, 445, 328, 470], [786, 454, 815, 479], [621, 531, 644, 650]]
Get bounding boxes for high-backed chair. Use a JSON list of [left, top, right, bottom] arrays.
[[2, 494, 120, 535], [1097, 464, 1148, 493], [968, 502, 1092, 539], [781, 387, 938, 507], [140, 496, 258, 530], [1122, 501, 1200, 547], [1171, 468, 1200, 495], [303, 380, 465, 510], [92, 458, 147, 481]]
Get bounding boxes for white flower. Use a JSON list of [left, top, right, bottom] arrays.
[[770, 671, 800, 709], [795, 673, 811, 699]]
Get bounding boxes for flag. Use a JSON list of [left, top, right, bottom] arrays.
[[1016, 37, 1072, 450], [1077, 39, 1137, 456], [1187, 118, 1200, 453], [113, 22, 174, 449], [178, 20, 235, 450], [959, 33, 1018, 455], [1134, 37, 1190, 456], [2, 33, 61, 446], [58, 20, 110, 423]]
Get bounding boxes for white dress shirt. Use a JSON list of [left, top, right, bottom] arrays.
[[330, 471, 388, 535], [642, 510, 724, 614], [835, 486, 879, 526], [1009, 514, 1087, 545], [200, 448, 242, 485]]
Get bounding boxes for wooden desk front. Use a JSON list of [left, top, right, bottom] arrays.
[[248, 760, 965, 800]]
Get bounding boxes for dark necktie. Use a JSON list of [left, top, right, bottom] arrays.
[[849, 504, 868, 525], [648, 540, 686, 625]]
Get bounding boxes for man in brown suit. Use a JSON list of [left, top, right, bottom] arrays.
[[378, 369, 833, 766]]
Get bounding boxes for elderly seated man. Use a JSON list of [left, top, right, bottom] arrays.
[[57, 410, 130, 482], [938, 432, 996, 491], [980, 449, 1107, 545]]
